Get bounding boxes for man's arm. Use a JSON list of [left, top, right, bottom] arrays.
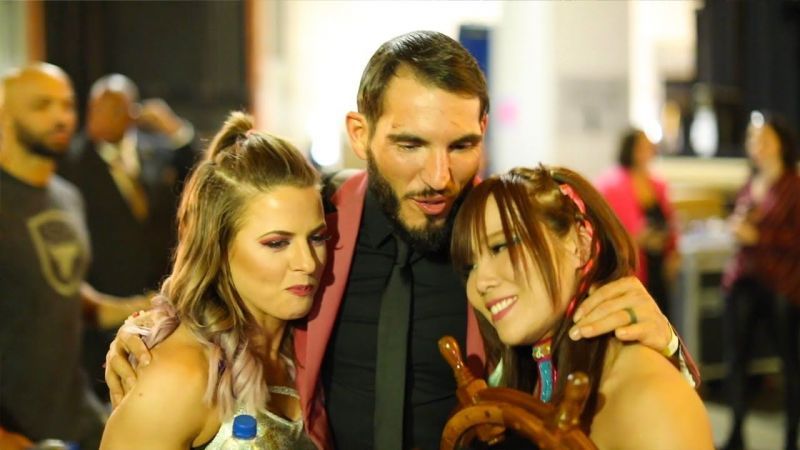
[[80, 283, 151, 330], [568, 276, 700, 386], [136, 99, 193, 147]]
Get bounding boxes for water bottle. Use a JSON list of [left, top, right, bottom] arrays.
[[220, 414, 257, 450], [29, 440, 79, 450]]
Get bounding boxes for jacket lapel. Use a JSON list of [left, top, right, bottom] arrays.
[[295, 171, 368, 434]]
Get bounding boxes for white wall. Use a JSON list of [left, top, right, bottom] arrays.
[[490, 1, 630, 179], [254, 1, 698, 178], [629, 0, 699, 140], [0, 2, 27, 74], [489, 1, 556, 174], [553, 0, 630, 179], [254, 1, 502, 168]]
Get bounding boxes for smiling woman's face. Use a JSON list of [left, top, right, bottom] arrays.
[[464, 195, 580, 346]]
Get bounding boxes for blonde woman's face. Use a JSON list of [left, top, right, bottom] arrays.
[[465, 196, 580, 346], [228, 185, 328, 327]]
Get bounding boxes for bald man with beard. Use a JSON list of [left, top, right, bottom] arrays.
[[0, 63, 144, 449]]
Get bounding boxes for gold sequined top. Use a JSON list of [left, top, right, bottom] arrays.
[[200, 385, 317, 450]]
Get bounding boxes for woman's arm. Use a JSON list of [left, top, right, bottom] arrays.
[[100, 338, 212, 450]]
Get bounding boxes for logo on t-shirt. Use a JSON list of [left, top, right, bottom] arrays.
[[27, 210, 87, 296]]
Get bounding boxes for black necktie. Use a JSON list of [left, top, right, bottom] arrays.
[[374, 235, 412, 450]]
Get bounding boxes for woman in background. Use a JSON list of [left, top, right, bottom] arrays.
[[451, 166, 712, 450], [721, 112, 800, 450], [596, 129, 679, 317], [100, 112, 324, 449]]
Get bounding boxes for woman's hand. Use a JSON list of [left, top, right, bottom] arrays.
[[637, 226, 668, 253], [569, 276, 672, 354], [731, 219, 759, 246], [664, 251, 682, 283]]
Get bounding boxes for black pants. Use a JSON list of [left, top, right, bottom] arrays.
[[724, 277, 800, 448]]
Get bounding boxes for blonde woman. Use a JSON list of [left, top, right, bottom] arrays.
[[100, 112, 325, 449]]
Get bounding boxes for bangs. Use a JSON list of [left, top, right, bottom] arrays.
[[451, 174, 561, 305], [451, 179, 493, 278]]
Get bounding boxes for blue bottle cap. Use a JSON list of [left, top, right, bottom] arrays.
[[232, 414, 257, 439]]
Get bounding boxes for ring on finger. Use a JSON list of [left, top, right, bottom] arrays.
[[625, 307, 638, 325]]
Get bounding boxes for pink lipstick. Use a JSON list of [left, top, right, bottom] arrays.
[[287, 285, 314, 297]]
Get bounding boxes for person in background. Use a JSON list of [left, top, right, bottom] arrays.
[[104, 31, 696, 450], [596, 128, 680, 318], [452, 166, 713, 450], [721, 112, 800, 450], [59, 74, 198, 400], [100, 112, 322, 450], [0, 63, 143, 450]]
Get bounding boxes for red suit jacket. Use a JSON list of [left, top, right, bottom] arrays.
[[293, 171, 486, 449]]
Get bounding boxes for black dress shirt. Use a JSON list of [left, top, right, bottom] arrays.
[[322, 189, 468, 450]]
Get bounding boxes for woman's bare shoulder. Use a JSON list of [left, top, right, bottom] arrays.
[[100, 324, 215, 450], [145, 323, 209, 373], [589, 340, 714, 450]]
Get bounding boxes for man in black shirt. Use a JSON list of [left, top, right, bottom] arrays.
[[0, 63, 151, 450], [311, 31, 686, 450], [0, 63, 104, 449], [106, 31, 691, 450]]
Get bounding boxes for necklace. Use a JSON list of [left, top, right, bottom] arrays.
[[532, 337, 556, 403]]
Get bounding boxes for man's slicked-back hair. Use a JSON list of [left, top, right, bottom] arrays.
[[356, 30, 489, 133]]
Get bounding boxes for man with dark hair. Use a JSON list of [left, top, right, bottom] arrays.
[[107, 31, 694, 450]]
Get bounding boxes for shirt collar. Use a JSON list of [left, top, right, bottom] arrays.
[[362, 187, 396, 250], [96, 129, 140, 176]]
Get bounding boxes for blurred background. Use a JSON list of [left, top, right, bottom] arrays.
[[2, 1, 799, 448]]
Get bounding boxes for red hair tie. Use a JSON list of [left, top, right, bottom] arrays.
[[558, 183, 586, 215], [559, 183, 599, 317]]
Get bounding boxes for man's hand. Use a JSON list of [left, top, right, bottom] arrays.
[[569, 276, 672, 353], [96, 294, 152, 330], [105, 326, 153, 409], [0, 427, 32, 450], [137, 98, 183, 136]]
